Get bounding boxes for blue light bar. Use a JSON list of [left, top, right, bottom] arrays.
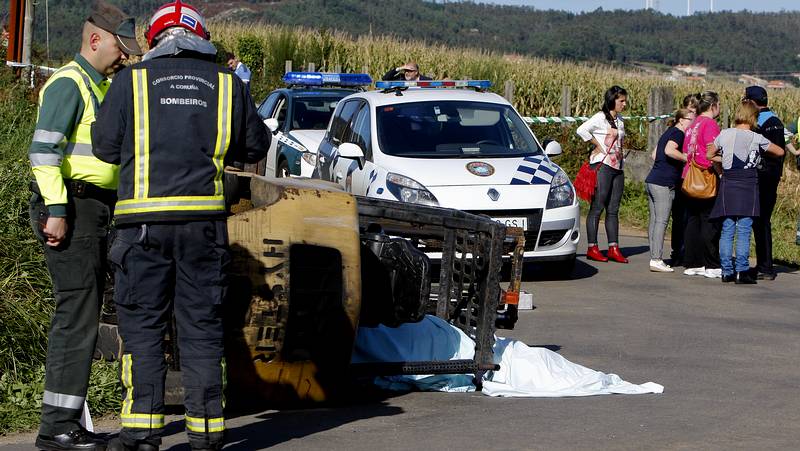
[[375, 80, 493, 89], [283, 72, 372, 87]]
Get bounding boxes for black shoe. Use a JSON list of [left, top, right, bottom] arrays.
[[735, 271, 757, 284], [107, 438, 158, 451], [35, 429, 107, 450], [721, 273, 735, 283], [756, 271, 776, 281]]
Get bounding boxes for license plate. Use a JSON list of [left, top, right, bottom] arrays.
[[491, 217, 527, 230]]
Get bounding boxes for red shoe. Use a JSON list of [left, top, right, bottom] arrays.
[[586, 245, 608, 262], [607, 245, 628, 263]]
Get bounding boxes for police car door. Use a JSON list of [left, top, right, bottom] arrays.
[[252, 92, 280, 176], [265, 94, 289, 177], [340, 102, 374, 195], [317, 99, 360, 183]]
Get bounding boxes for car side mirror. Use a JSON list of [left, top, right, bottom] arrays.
[[543, 139, 563, 157], [264, 118, 279, 133], [339, 143, 365, 170]]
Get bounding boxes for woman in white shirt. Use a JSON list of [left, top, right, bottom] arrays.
[[576, 85, 628, 263]]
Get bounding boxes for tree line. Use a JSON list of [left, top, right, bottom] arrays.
[[3, 0, 800, 76]]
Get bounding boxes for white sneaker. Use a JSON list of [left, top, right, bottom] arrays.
[[649, 259, 674, 272], [683, 266, 705, 276], [704, 268, 722, 278]]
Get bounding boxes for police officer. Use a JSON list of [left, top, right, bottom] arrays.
[[29, 2, 141, 450], [742, 86, 785, 280], [91, 1, 269, 450]]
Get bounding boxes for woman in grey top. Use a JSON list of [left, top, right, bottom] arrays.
[[706, 102, 784, 284]]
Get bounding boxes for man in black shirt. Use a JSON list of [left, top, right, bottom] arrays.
[[742, 86, 785, 280]]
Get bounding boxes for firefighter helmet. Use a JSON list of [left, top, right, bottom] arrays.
[[145, 0, 209, 47]]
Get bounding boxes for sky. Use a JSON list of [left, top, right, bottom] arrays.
[[479, 0, 798, 16]]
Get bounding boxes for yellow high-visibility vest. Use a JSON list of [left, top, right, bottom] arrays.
[[32, 61, 118, 206]]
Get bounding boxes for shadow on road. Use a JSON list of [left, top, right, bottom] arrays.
[[520, 258, 598, 282], [161, 401, 404, 450]]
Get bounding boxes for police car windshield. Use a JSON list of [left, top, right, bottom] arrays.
[[291, 97, 342, 130], [376, 101, 543, 158]]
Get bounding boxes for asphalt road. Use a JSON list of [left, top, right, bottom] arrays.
[[4, 229, 799, 450]]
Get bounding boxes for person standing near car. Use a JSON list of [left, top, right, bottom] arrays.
[[382, 61, 431, 81], [645, 108, 693, 272], [707, 102, 784, 284], [577, 85, 629, 263], [91, 1, 269, 450], [742, 86, 785, 280], [28, 2, 142, 450], [681, 91, 722, 279], [225, 51, 251, 95]]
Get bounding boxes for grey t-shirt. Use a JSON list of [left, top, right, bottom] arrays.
[[713, 128, 770, 171]]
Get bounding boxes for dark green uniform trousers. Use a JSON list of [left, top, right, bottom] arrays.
[[29, 192, 111, 436]]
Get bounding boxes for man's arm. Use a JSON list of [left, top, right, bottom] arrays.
[[91, 68, 131, 165], [29, 77, 84, 246], [29, 78, 84, 217], [228, 78, 269, 165]]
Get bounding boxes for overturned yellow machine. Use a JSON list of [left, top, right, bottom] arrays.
[[222, 174, 523, 405]]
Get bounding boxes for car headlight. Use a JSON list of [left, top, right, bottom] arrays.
[[386, 173, 439, 206], [301, 151, 317, 166], [546, 169, 575, 209]]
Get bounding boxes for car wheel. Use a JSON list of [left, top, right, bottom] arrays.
[[276, 159, 290, 178]]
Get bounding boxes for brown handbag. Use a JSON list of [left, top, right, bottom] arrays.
[[681, 159, 717, 199]]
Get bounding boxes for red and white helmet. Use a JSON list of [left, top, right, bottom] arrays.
[[145, 0, 210, 47]]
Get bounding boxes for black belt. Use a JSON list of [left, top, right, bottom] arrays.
[[30, 180, 117, 204]]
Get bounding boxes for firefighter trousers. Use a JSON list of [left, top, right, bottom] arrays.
[[29, 193, 111, 437], [110, 220, 229, 449]]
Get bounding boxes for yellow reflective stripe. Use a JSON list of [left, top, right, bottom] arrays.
[[121, 354, 133, 415], [185, 415, 225, 433], [121, 413, 165, 429], [132, 69, 150, 199], [221, 357, 227, 409], [115, 196, 225, 215], [213, 73, 233, 196]]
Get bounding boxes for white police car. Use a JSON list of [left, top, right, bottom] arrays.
[[256, 72, 371, 178], [314, 80, 580, 271]]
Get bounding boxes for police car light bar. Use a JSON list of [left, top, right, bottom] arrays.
[[283, 72, 373, 87], [375, 80, 493, 90]]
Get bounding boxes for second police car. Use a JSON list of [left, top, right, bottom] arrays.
[[255, 72, 372, 177], [314, 79, 581, 273]]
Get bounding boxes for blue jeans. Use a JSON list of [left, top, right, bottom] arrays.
[[719, 216, 753, 276]]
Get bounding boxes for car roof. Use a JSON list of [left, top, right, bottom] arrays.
[[347, 88, 511, 107]]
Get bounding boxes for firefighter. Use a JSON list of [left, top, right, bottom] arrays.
[[90, 1, 269, 450], [29, 2, 142, 450]]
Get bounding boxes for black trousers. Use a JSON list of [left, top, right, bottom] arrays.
[[670, 190, 687, 261], [683, 197, 720, 270], [110, 221, 229, 449], [753, 173, 780, 274], [29, 193, 111, 436], [587, 163, 624, 245]]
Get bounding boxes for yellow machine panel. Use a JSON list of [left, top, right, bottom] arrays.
[[224, 175, 362, 405]]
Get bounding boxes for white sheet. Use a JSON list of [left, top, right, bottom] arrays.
[[353, 315, 664, 397]]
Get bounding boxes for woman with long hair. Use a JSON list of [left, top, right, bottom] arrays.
[[681, 91, 723, 278], [645, 108, 694, 272], [576, 85, 629, 263]]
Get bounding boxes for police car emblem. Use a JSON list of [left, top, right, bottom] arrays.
[[466, 162, 494, 177], [487, 188, 500, 201]]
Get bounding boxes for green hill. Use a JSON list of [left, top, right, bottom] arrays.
[[3, 0, 800, 76]]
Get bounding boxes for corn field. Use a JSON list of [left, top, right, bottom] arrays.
[[204, 22, 799, 265]]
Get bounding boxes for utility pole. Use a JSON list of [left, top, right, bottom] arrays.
[[22, 0, 33, 68]]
